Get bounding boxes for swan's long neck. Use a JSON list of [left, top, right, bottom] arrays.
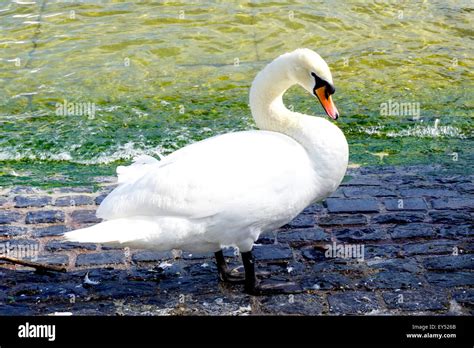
[[249, 55, 318, 157], [249, 54, 349, 191], [249, 55, 300, 136]]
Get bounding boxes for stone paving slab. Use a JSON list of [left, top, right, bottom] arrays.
[[0, 165, 472, 315]]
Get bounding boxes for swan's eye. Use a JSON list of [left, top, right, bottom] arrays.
[[311, 72, 335, 97], [311, 72, 325, 90]]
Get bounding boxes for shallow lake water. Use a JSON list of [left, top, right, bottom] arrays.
[[0, 0, 472, 187]]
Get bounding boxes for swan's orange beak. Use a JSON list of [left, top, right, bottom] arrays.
[[315, 86, 339, 120]]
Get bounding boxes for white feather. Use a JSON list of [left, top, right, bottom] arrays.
[[116, 154, 160, 185]]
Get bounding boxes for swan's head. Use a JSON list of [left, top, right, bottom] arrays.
[[287, 48, 339, 120]]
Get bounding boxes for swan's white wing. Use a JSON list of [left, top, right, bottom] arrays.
[[116, 154, 160, 185], [97, 130, 315, 221]]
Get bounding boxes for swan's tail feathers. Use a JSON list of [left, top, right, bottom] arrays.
[[64, 218, 156, 246], [64, 216, 198, 250], [116, 154, 161, 185]]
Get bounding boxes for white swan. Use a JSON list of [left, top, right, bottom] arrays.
[[65, 48, 349, 294]]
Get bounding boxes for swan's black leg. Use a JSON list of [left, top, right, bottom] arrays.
[[242, 249, 302, 295], [215, 250, 228, 281], [241, 250, 257, 293], [214, 250, 245, 284]]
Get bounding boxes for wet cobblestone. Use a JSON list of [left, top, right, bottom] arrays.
[[54, 195, 94, 207], [328, 291, 379, 314], [14, 196, 52, 208], [32, 225, 69, 237], [318, 214, 367, 226], [277, 228, 330, 244], [0, 226, 27, 237], [390, 224, 435, 239], [383, 197, 427, 211], [0, 165, 472, 315], [25, 210, 65, 224], [382, 290, 449, 311], [75, 251, 126, 267], [0, 211, 22, 224], [71, 210, 102, 224], [325, 198, 380, 213]]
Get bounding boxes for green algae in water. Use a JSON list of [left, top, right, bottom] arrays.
[[0, 1, 472, 187]]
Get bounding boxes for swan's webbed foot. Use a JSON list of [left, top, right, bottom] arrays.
[[244, 280, 302, 295], [241, 251, 301, 296], [216, 249, 300, 294], [220, 270, 246, 284], [214, 250, 245, 284]]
